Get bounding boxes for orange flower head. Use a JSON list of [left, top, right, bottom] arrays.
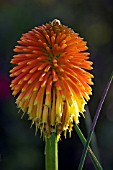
[[10, 19, 93, 138]]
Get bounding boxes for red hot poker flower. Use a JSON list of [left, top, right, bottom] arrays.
[[10, 19, 93, 138]]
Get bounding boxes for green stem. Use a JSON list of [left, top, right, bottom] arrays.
[[45, 133, 58, 170], [74, 123, 103, 170]]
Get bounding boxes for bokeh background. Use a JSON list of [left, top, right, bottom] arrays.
[[0, 0, 113, 170]]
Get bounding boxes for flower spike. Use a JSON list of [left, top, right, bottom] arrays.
[[10, 19, 93, 138]]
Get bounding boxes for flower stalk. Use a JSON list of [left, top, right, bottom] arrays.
[[45, 133, 58, 170], [78, 72, 113, 170]]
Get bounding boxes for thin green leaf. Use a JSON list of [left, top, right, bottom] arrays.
[[74, 123, 103, 170], [78, 73, 113, 170]]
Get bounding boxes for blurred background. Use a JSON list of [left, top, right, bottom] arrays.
[[0, 0, 113, 169]]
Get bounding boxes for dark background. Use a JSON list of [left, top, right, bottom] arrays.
[[0, 0, 113, 170]]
